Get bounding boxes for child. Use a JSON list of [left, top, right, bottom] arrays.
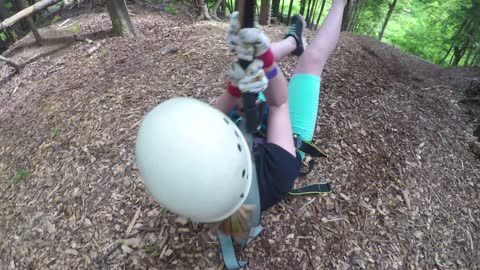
[[135, 0, 348, 238], [213, 0, 349, 236]]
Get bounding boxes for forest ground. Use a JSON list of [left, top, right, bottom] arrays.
[[0, 4, 479, 270]]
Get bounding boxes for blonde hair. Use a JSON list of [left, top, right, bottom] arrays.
[[213, 204, 255, 239]]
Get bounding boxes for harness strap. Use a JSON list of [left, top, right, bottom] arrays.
[[289, 182, 332, 195], [218, 123, 263, 270], [293, 134, 328, 158]]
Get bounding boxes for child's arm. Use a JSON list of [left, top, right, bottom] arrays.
[[262, 64, 296, 156], [214, 91, 238, 115]]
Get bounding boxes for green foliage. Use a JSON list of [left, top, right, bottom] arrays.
[[51, 15, 61, 25], [11, 31, 18, 42], [165, 3, 177, 14], [11, 169, 29, 184], [70, 25, 80, 34], [144, 244, 160, 254], [354, 0, 480, 66], [0, 31, 7, 41], [51, 127, 61, 138]]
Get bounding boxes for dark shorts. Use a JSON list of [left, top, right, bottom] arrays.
[[254, 143, 302, 211]]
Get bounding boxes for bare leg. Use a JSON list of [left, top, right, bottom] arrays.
[[270, 36, 297, 61], [294, 0, 348, 77]]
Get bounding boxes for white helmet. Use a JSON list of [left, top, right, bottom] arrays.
[[135, 97, 253, 223]]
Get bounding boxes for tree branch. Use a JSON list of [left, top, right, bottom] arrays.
[[0, 0, 60, 30], [0, 55, 21, 70]]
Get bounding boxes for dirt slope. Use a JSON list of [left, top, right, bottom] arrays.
[[1, 6, 479, 270]]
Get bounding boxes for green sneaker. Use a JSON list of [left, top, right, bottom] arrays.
[[284, 14, 307, 56]]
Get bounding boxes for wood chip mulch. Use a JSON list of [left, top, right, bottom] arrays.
[[1, 5, 479, 270]]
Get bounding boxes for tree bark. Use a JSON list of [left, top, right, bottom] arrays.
[[307, 0, 318, 28], [464, 45, 474, 67], [0, 0, 60, 30], [105, 0, 136, 37], [441, 18, 469, 63], [471, 48, 479, 66], [0, 0, 25, 40], [305, 0, 313, 27], [465, 7, 480, 66], [220, 0, 226, 16], [299, 0, 306, 15], [453, 40, 469, 66], [27, 0, 38, 22], [0, 55, 21, 70], [350, 0, 363, 31], [314, 0, 326, 30], [259, 0, 271, 25], [279, 0, 285, 21], [286, 0, 294, 24], [271, 0, 280, 18], [212, 0, 223, 17], [195, 0, 211, 19], [15, 0, 42, 45], [378, 0, 398, 41], [226, 0, 233, 13], [453, 9, 479, 66]]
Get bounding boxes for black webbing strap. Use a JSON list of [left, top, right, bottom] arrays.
[[294, 134, 328, 158], [289, 182, 332, 195]]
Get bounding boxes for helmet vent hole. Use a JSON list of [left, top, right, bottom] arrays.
[[242, 169, 246, 178], [237, 144, 242, 152], [223, 117, 230, 124], [240, 193, 245, 198], [234, 130, 240, 138]]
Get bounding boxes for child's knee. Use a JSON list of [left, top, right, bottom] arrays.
[[294, 50, 326, 76]]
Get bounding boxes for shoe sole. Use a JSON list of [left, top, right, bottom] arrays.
[[293, 14, 307, 55]]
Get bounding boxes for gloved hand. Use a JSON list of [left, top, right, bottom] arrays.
[[227, 12, 271, 61], [227, 59, 268, 93]]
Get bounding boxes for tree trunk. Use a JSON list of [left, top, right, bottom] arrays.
[[0, 0, 60, 30], [472, 49, 479, 66], [286, 0, 294, 24], [0, 0, 25, 39], [226, 0, 233, 13], [453, 40, 470, 66], [195, 0, 211, 19], [271, 0, 280, 18], [212, 0, 223, 17], [307, 0, 318, 28], [304, 0, 311, 20], [299, 0, 306, 15], [350, 0, 363, 31], [378, 0, 398, 41], [441, 44, 454, 64], [14, 0, 42, 45], [304, 0, 313, 27], [453, 8, 480, 66], [28, 0, 37, 22], [341, 0, 364, 32], [279, 0, 285, 21], [464, 46, 474, 67], [105, 0, 136, 37], [465, 7, 480, 66], [314, 0, 326, 30], [259, 0, 270, 25], [220, 0, 226, 16], [442, 18, 469, 63]]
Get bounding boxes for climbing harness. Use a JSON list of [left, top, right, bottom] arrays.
[[218, 102, 332, 269]]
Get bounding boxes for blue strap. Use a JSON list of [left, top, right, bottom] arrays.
[[218, 123, 263, 269], [218, 232, 247, 269], [236, 160, 262, 246]]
